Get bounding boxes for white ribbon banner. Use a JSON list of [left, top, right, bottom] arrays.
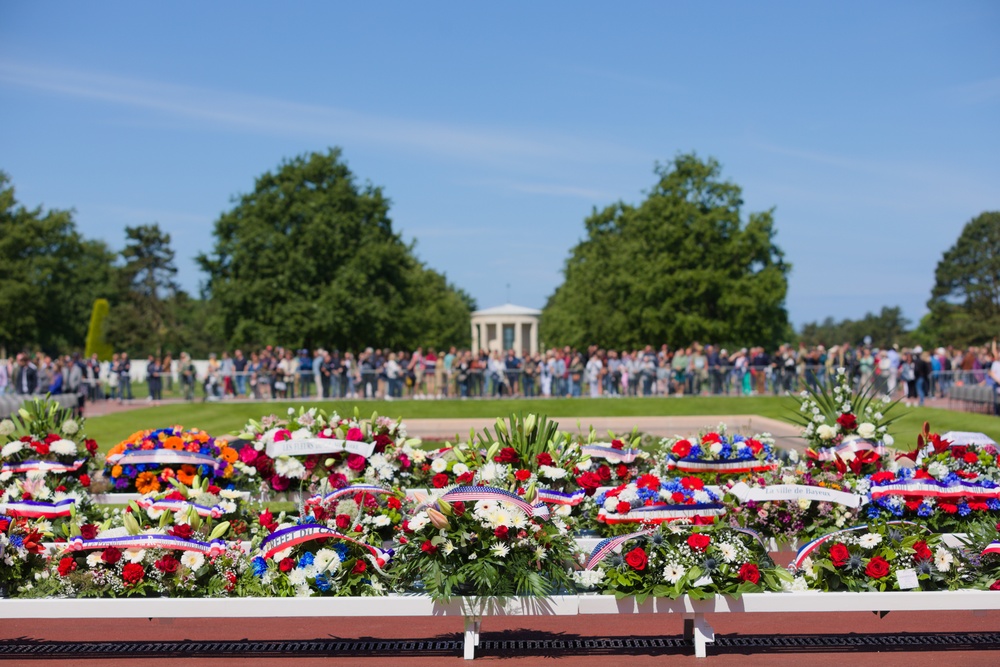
[[728, 482, 865, 508], [265, 438, 376, 459]]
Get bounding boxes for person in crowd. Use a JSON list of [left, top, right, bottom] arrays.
[[47, 359, 63, 394], [585, 350, 602, 398], [146, 355, 162, 402], [118, 352, 133, 402], [161, 353, 173, 394], [232, 349, 247, 398], [14, 353, 37, 395]]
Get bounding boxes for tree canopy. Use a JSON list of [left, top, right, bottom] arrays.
[[799, 306, 911, 349], [923, 211, 1000, 346], [198, 149, 473, 351], [541, 154, 791, 350]]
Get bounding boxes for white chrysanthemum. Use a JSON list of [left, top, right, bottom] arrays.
[[619, 488, 639, 503], [934, 548, 953, 572], [478, 463, 501, 482], [96, 527, 130, 539], [0, 419, 15, 437], [577, 458, 593, 471], [853, 478, 871, 494], [274, 457, 306, 479], [717, 542, 738, 563], [218, 500, 237, 514], [408, 512, 429, 532], [709, 442, 723, 455], [927, 462, 949, 480], [0, 470, 11, 483], [1, 441, 23, 457], [449, 463, 468, 477], [60, 420, 79, 435], [511, 512, 528, 529], [539, 465, 567, 480], [287, 568, 307, 587], [857, 423, 876, 439], [181, 551, 205, 570], [86, 551, 103, 567], [573, 569, 605, 588], [693, 490, 711, 504], [858, 533, 882, 549], [491, 543, 510, 558], [603, 497, 619, 512], [555, 504, 572, 517], [663, 564, 686, 584], [785, 576, 809, 592], [430, 458, 448, 474], [123, 547, 146, 563]]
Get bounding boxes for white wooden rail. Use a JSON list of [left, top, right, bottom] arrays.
[[2, 591, 999, 659]]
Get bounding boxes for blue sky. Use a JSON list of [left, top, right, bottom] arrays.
[[1, 1, 997, 329]]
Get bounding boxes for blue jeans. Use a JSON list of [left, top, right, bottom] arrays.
[[917, 377, 927, 405], [235, 374, 247, 396]]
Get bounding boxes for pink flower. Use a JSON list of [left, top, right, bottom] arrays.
[[273, 429, 292, 442], [346, 428, 364, 442], [270, 475, 291, 491], [239, 446, 259, 464], [346, 454, 367, 471]]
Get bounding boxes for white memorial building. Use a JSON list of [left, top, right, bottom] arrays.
[[470, 303, 541, 355]]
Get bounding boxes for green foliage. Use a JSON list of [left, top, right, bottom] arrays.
[[198, 148, 473, 351], [0, 172, 116, 354], [84, 299, 114, 361], [799, 306, 911, 349], [541, 154, 790, 350], [926, 211, 1000, 346]]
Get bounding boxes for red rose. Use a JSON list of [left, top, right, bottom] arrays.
[[0, 518, 9, 533], [387, 496, 402, 510], [453, 501, 466, 516], [373, 434, 393, 453], [420, 540, 438, 554], [616, 464, 629, 479], [33, 441, 50, 456], [259, 510, 278, 533], [155, 555, 179, 573], [616, 501, 632, 514], [829, 543, 850, 568], [279, 558, 295, 572], [951, 446, 968, 459], [79, 475, 91, 488], [687, 534, 711, 552], [432, 473, 449, 488], [990, 580, 1000, 591], [836, 413, 858, 431], [346, 454, 367, 471], [335, 514, 351, 530], [165, 491, 186, 501], [170, 523, 194, 539], [494, 525, 509, 539], [44, 433, 60, 444], [515, 469, 532, 482], [913, 541, 932, 561], [102, 547, 123, 565], [536, 452, 554, 466], [85, 439, 98, 455], [597, 465, 611, 481], [122, 562, 145, 586], [738, 563, 760, 584], [456, 471, 475, 484], [207, 485, 221, 494], [701, 432, 722, 445], [80, 524, 98, 540], [624, 547, 647, 571], [495, 447, 519, 464], [964, 452, 980, 464], [576, 472, 601, 495], [57, 557, 77, 577], [352, 560, 367, 574], [671, 492, 685, 503], [672, 439, 692, 458], [611, 439, 624, 450], [865, 556, 890, 579]]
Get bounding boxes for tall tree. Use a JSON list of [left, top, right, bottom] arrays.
[[925, 211, 1000, 346], [541, 154, 790, 349], [0, 172, 115, 354], [198, 149, 473, 350], [799, 306, 910, 349]]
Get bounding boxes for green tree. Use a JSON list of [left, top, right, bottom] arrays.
[[925, 211, 1000, 346], [84, 298, 114, 360], [0, 172, 115, 354], [799, 306, 911, 349], [541, 154, 790, 350], [198, 149, 473, 351]]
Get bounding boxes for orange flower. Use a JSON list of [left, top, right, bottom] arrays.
[[164, 437, 184, 451], [176, 464, 196, 486], [219, 447, 238, 463], [194, 431, 209, 443], [136, 471, 161, 495], [223, 463, 234, 478], [111, 465, 123, 479]]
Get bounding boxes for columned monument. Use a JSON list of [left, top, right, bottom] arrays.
[[470, 303, 541, 355]]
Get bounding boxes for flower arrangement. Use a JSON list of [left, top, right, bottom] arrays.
[[0, 400, 101, 523], [301, 485, 407, 546], [0, 514, 48, 595], [236, 408, 420, 494], [952, 521, 1000, 591], [129, 475, 256, 542], [790, 521, 969, 592], [724, 467, 864, 544], [252, 505, 395, 597], [573, 428, 648, 498], [574, 524, 790, 601], [595, 475, 725, 534], [392, 486, 576, 600], [899, 422, 1000, 483], [790, 368, 899, 477], [103, 427, 237, 493], [404, 445, 470, 489], [863, 467, 1000, 532], [655, 425, 777, 481]]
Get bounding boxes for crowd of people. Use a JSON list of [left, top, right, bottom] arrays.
[[5, 341, 999, 409]]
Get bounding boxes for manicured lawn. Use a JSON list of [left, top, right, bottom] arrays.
[[81, 396, 1000, 453]]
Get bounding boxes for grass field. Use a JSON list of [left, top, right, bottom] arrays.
[[81, 396, 1000, 453]]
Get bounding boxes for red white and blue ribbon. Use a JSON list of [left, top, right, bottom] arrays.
[[585, 527, 655, 570], [982, 541, 1000, 557], [136, 497, 226, 519], [260, 524, 394, 571], [0, 498, 76, 519], [108, 449, 219, 468], [791, 520, 924, 570], [666, 458, 778, 474], [597, 503, 726, 525], [869, 479, 1000, 501], [535, 488, 587, 506], [66, 533, 227, 556], [306, 485, 395, 505], [2, 459, 87, 474], [581, 445, 641, 464], [815, 438, 886, 462], [433, 485, 550, 519]]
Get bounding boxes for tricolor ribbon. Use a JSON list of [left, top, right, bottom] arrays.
[[66, 533, 227, 556], [2, 459, 87, 475], [0, 498, 76, 519], [585, 527, 655, 570], [666, 458, 778, 474], [136, 497, 225, 518], [791, 520, 924, 570], [535, 488, 587, 506], [432, 485, 550, 519], [259, 524, 394, 572], [107, 449, 219, 468], [815, 438, 886, 462], [982, 541, 1000, 557], [306, 485, 395, 506], [597, 503, 726, 525], [581, 445, 641, 464], [869, 479, 1000, 501]]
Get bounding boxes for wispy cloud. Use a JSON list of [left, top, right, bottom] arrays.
[[0, 60, 639, 168]]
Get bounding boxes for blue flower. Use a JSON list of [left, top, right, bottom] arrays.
[[252, 556, 268, 577], [988, 499, 1000, 511], [917, 504, 934, 517], [298, 552, 315, 569], [958, 503, 971, 517], [10, 535, 23, 548], [332, 543, 350, 561], [943, 472, 960, 485], [866, 505, 882, 519], [314, 573, 332, 592], [897, 467, 914, 481]]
